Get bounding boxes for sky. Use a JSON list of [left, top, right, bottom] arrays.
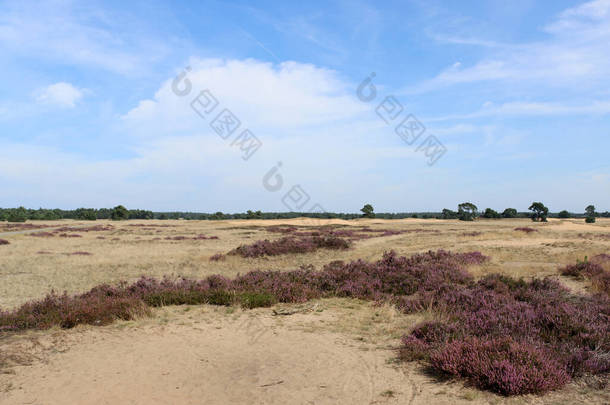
[[1, 0, 609, 213]]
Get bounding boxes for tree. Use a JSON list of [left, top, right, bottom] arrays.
[[441, 208, 458, 219], [501, 208, 518, 218], [7, 207, 28, 223], [529, 202, 549, 222], [246, 210, 262, 219], [360, 204, 375, 218], [110, 205, 129, 221], [75, 208, 97, 221], [585, 205, 596, 223], [457, 202, 478, 221], [482, 208, 501, 219], [558, 210, 570, 219]]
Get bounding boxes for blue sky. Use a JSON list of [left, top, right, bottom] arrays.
[[1, 0, 609, 213]]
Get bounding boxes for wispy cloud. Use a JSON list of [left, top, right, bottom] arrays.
[[35, 82, 84, 108], [406, 0, 610, 94]]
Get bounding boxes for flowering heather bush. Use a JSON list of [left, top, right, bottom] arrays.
[[514, 227, 537, 233], [209, 253, 226, 261], [264, 225, 405, 241], [229, 235, 351, 258], [400, 273, 610, 394], [0, 292, 148, 332], [0, 239, 9, 245], [193, 234, 219, 240], [29, 232, 55, 237], [429, 337, 569, 395], [461, 231, 483, 237], [2, 249, 608, 396], [559, 260, 604, 279], [55, 225, 114, 232]]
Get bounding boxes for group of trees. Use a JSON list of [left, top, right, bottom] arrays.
[[0, 206, 153, 222], [1, 203, 608, 223], [437, 202, 604, 223]]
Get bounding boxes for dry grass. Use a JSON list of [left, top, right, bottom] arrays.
[[1, 218, 609, 309]]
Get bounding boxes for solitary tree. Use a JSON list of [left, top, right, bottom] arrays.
[[110, 205, 129, 221], [361, 204, 375, 218], [529, 202, 549, 222], [457, 202, 478, 221], [501, 208, 518, 218], [585, 205, 596, 223], [558, 210, 570, 219]]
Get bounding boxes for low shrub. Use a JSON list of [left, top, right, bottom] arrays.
[[3, 249, 608, 396], [0, 239, 9, 245], [429, 337, 570, 395], [229, 235, 351, 258], [514, 227, 537, 233], [239, 292, 277, 309], [209, 253, 226, 261], [559, 260, 604, 279]]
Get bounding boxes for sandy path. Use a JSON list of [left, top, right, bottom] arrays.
[[1, 311, 413, 405]]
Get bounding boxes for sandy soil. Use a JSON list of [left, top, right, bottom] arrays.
[[1, 218, 609, 404]]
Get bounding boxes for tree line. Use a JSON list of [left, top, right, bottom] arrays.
[[0, 204, 608, 223]]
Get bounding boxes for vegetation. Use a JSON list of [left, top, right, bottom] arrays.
[[482, 208, 501, 219], [457, 202, 478, 221], [6, 206, 28, 222], [501, 208, 518, 218], [585, 205, 596, 223], [2, 250, 608, 396], [360, 204, 375, 218], [110, 205, 129, 221], [529, 202, 548, 222], [558, 210, 570, 218]]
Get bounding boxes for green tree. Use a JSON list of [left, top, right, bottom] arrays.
[[482, 208, 501, 219], [501, 208, 518, 218], [7, 207, 28, 223], [529, 202, 549, 222], [457, 202, 478, 221], [75, 208, 97, 221], [110, 205, 129, 221], [558, 210, 570, 219], [360, 204, 375, 218], [441, 208, 458, 219], [246, 210, 262, 219], [585, 205, 596, 223]]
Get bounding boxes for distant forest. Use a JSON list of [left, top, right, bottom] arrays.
[[0, 205, 608, 222]]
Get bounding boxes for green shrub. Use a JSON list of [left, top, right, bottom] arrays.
[[239, 292, 277, 309]]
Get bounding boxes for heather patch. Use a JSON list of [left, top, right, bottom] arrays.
[[229, 235, 351, 258], [514, 227, 537, 233], [2, 249, 608, 396]]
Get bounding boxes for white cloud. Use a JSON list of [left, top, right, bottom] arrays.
[[0, 0, 173, 75], [122, 58, 368, 135], [35, 82, 84, 108], [409, 0, 610, 94]]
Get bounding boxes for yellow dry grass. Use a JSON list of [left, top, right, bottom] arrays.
[[1, 217, 609, 309]]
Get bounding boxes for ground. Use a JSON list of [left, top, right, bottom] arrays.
[[1, 218, 609, 404]]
